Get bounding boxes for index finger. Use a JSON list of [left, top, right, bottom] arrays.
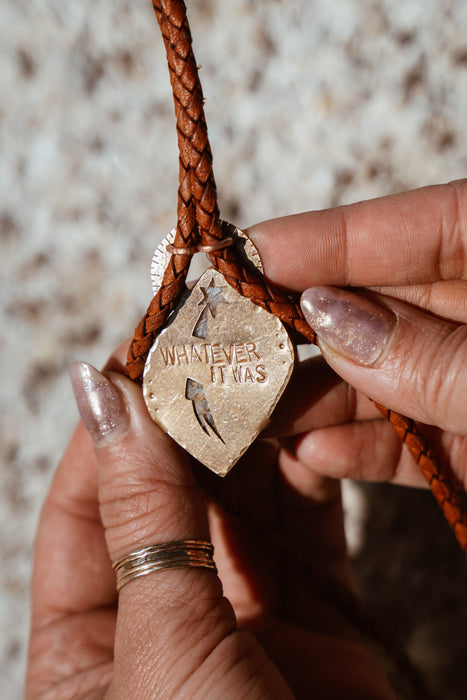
[[247, 179, 467, 291]]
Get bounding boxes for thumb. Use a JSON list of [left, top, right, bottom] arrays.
[[300, 286, 467, 435], [69, 362, 289, 699]]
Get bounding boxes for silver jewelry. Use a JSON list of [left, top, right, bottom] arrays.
[[112, 539, 217, 591]]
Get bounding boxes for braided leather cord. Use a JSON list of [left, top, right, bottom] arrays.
[[125, 0, 467, 558], [375, 403, 467, 549], [126, 0, 315, 381]]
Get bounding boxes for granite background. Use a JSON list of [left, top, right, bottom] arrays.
[[1, 0, 467, 697]]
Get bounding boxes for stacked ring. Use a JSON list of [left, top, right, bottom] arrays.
[[112, 540, 217, 591]]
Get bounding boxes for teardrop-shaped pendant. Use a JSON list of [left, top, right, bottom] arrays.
[[143, 265, 294, 476]]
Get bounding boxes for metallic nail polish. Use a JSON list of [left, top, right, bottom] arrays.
[[300, 286, 397, 366], [69, 362, 129, 445]]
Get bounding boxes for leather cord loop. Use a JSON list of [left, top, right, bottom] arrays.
[[125, 0, 467, 557]]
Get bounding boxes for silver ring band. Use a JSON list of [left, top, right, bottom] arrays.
[[112, 540, 217, 591]]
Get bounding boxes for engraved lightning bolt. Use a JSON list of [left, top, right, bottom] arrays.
[[192, 279, 228, 339], [185, 378, 225, 444]]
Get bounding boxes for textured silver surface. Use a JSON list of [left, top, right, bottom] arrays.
[[150, 227, 176, 295], [143, 268, 294, 475]]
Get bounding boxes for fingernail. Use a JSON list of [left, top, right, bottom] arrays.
[[300, 287, 397, 366], [69, 362, 129, 445]]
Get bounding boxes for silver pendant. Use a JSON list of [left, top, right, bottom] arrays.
[[143, 228, 294, 476]]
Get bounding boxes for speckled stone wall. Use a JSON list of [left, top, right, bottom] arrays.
[[2, 1, 467, 697]]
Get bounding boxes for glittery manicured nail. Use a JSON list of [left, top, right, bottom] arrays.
[[300, 287, 397, 366], [69, 362, 129, 445]]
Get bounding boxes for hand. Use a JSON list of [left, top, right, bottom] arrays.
[[26, 356, 396, 699], [249, 180, 467, 490]]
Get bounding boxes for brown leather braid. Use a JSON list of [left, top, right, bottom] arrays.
[[375, 403, 467, 551], [126, 2, 202, 380], [126, 0, 467, 561]]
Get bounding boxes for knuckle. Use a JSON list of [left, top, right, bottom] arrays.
[[101, 488, 164, 552], [100, 480, 203, 558], [336, 207, 352, 286], [445, 179, 467, 279], [419, 324, 467, 431]]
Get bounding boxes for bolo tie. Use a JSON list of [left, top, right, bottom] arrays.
[[120, 2, 466, 697]]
